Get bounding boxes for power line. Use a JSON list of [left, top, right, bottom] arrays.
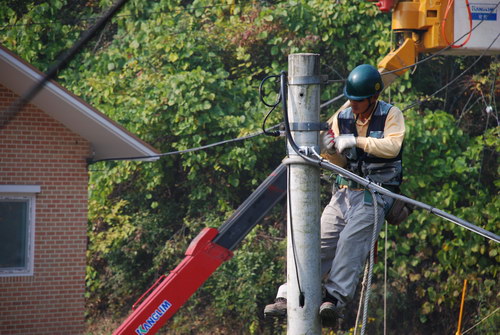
[[89, 124, 281, 163], [4, 1, 497, 161], [1, 0, 130, 129], [5, 1, 497, 89], [90, 36, 498, 164], [402, 32, 500, 112], [0, 2, 245, 30]]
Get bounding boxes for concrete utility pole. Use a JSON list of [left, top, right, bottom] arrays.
[[285, 53, 322, 334]]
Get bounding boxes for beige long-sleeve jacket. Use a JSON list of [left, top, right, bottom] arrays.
[[320, 101, 405, 166]]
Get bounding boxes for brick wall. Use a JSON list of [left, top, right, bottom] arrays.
[[0, 84, 91, 334]]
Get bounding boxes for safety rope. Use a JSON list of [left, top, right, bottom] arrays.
[[383, 222, 388, 335], [353, 190, 381, 335], [361, 189, 380, 335], [462, 307, 499, 334], [354, 263, 368, 335]]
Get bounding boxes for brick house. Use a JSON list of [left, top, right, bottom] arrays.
[[0, 45, 159, 334]]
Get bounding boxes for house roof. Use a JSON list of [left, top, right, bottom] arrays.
[[0, 45, 160, 162]]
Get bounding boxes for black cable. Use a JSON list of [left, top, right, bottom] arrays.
[[279, 71, 311, 308], [89, 124, 280, 163], [1, 0, 130, 129], [91, 30, 498, 164], [320, 93, 345, 110], [311, 149, 500, 243], [402, 32, 500, 112], [259, 74, 282, 136], [286, 149, 305, 308], [279, 71, 499, 244], [0, 2, 236, 30]]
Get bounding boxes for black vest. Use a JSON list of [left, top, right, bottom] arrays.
[[338, 101, 403, 186]]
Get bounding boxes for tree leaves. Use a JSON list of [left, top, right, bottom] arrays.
[[1, 1, 498, 333]]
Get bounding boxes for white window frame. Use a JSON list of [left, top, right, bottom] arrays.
[[0, 185, 40, 277]]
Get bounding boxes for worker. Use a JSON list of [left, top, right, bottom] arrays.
[[264, 64, 406, 325]]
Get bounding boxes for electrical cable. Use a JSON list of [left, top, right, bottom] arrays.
[[487, 60, 499, 115], [287, 164, 305, 308], [0, 2, 238, 30], [442, 0, 473, 48], [309, 148, 500, 243], [259, 74, 282, 137], [279, 71, 306, 308], [320, 93, 345, 110], [402, 32, 500, 112], [477, 95, 494, 184], [89, 124, 281, 163], [270, 71, 500, 243], [457, 91, 480, 126], [0, 0, 130, 130]]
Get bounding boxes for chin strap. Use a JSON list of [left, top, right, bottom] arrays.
[[356, 100, 377, 122]]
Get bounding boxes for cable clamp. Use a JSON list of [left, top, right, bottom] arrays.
[[298, 146, 312, 156], [283, 154, 319, 166], [289, 122, 329, 131], [288, 75, 328, 85], [284, 146, 320, 158]]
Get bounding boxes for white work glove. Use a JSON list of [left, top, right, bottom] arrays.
[[335, 134, 357, 153], [321, 129, 336, 154]]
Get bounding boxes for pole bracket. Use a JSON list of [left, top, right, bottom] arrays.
[[289, 122, 329, 131], [288, 75, 328, 85]]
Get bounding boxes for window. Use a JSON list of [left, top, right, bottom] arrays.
[[0, 185, 40, 276]]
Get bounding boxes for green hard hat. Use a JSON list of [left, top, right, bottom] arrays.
[[343, 64, 384, 100]]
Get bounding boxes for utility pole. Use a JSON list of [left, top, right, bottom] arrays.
[[284, 53, 322, 334]]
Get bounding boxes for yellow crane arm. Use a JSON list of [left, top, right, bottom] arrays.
[[378, 37, 417, 88]]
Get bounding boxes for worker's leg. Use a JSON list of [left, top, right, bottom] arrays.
[[275, 185, 347, 300], [276, 283, 287, 299], [320, 187, 348, 277], [324, 190, 387, 304], [265, 187, 347, 317], [264, 284, 287, 317]]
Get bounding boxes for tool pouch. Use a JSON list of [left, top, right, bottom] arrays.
[[386, 198, 413, 225]]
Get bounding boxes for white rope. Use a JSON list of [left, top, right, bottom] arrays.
[[353, 263, 369, 335], [360, 189, 380, 335], [462, 307, 499, 334], [384, 222, 388, 335]]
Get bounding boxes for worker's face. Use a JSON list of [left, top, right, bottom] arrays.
[[349, 98, 370, 115], [349, 95, 377, 116]]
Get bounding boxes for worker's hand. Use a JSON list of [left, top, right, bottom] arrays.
[[321, 129, 336, 154], [335, 134, 357, 153]]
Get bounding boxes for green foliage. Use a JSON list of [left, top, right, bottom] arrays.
[[1, 0, 498, 334], [370, 109, 499, 333], [0, 0, 96, 69]]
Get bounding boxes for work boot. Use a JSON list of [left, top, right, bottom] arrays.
[[319, 293, 344, 327], [264, 297, 287, 317]]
